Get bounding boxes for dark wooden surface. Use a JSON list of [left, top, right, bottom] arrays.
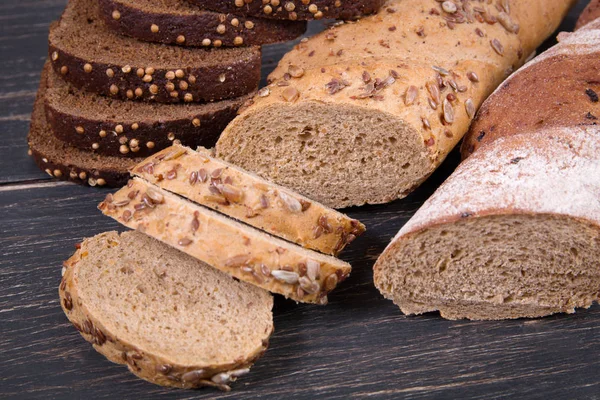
[[1, 1, 599, 399]]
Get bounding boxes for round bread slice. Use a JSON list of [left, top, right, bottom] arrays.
[[59, 231, 273, 390], [29, 70, 140, 187], [44, 63, 251, 158], [187, 0, 386, 20], [48, 0, 261, 103], [98, 0, 306, 47]]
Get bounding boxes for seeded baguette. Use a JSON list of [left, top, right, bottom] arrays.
[[99, 178, 351, 303], [576, 0, 600, 30], [44, 64, 251, 158], [187, 0, 385, 21], [29, 69, 139, 187], [374, 127, 600, 320], [215, 0, 574, 208], [49, 0, 261, 103], [59, 231, 273, 390], [131, 145, 365, 255], [99, 0, 306, 48]]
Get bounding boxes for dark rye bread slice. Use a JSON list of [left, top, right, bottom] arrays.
[[99, 0, 306, 47], [29, 68, 140, 187], [49, 0, 261, 103], [188, 0, 386, 20], [59, 231, 273, 390], [44, 64, 251, 158]]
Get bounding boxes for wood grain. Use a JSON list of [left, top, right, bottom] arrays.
[[1, 1, 599, 399]]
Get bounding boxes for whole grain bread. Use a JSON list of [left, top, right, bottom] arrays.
[[29, 69, 140, 187], [131, 145, 365, 255], [44, 63, 251, 158], [374, 127, 600, 320], [59, 231, 273, 390], [461, 20, 600, 158], [99, 0, 306, 47], [216, 0, 574, 208], [576, 0, 600, 30], [187, 0, 385, 20], [49, 0, 261, 103], [99, 178, 351, 303]]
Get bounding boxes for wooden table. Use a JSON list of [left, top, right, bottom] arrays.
[[2, 1, 598, 398]]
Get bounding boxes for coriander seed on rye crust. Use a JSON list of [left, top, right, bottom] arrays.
[[215, 0, 575, 208], [60, 231, 273, 390]]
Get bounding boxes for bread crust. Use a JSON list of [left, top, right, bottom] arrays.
[[59, 231, 272, 390], [98, 0, 306, 47], [576, 0, 600, 30], [187, 0, 386, 20], [99, 178, 352, 303], [132, 145, 365, 255]]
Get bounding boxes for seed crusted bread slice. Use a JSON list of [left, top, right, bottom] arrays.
[[131, 145, 365, 255], [374, 127, 600, 320], [99, 0, 306, 47], [187, 0, 386, 21], [576, 0, 600, 30], [44, 63, 251, 158], [59, 231, 273, 390], [215, 0, 575, 208], [99, 178, 351, 303], [29, 68, 140, 187], [49, 0, 261, 103]]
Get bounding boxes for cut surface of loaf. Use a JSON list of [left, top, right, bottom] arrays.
[[132, 145, 365, 255], [99, 0, 306, 47], [99, 178, 351, 303], [216, 0, 574, 208], [374, 127, 600, 320], [29, 69, 140, 187], [49, 0, 261, 103], [462, 20, 600, 158], [59, 231, 273, 390], [187, 0, 386, 20], [44, 63, 250, 158], [576, 0, 600, 30]]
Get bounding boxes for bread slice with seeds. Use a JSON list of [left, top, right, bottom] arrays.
[[29, 68, 140, 187], [374, 127, 600, 320], [188, 0, 386, 21], [99, 178, 352, 303], [99, 0, 306, 48], [49, 0, 261, 103], [215, 0, 574, 208], [131, 145, 365, 255], [44, 63, 252, 158], [59, 231, 273, 390]]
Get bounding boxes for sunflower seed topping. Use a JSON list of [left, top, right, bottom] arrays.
[[271, 270, 300, 284]]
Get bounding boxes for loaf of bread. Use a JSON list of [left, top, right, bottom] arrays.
[[132, 145, 365, 255], [99, 0, 306, 47], [44, 64, 251, 158], [187, 0, 385, 20], [99, 178, 351, 304], [60, 231, 273, 390], [576, 0, 600, 29], [215, 0, 574, 208], [49, 0, 261, 103], [374, 15, 600, 320]]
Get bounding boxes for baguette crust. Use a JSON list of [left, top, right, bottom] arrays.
[[99, 178, 352, 303], [216, 0, 575, 208], [187, 0, 385, 21], [59, 231, 272, 390], [132, 145, 365, 255], [49, 0, 261, 103]]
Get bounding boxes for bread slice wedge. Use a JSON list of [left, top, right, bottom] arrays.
[[576, 0, 600, 30], [29, 68, 140, 187], [374, 127, 600, 320], [99, 178, 351, 303], [187, 0, 386, 20], [99, 0, 306, 47], [44, 63, 251, 158], [131, 145, 365, 255], [59, 231, 273, 390], [49, 0, 261, 103]]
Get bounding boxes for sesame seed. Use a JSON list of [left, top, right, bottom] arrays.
[[134, 88, 143, 97], [175, 69, 185, 79], [60, 66, 68, 75], [92, 143, 100, 150], [54, 169, 62, 177], [110, 85, 119, 95], [131, 123, 139, 130], [151, 24, 159, 33], [202, 38, 211, 46], [126, 90, 134, 99], [142, 74, 153, 83], [218, 74, 226, 83], [120, 145, 129, 154], [165, 82, 175, 91], [213, 40, 222, 47], [244, 21, 254, 29], [99, 130, 107, 137], [51, 51, 59, 61], [184, 93, 193, 102], [106, 68, 114, 78], [168, 132, 175, 140], [217, 24, 226, 34], [233, 36, 244, 46], [114, 124, 123, 134], [231, 18, 239, 27], [179, 81, 188, 90], [136, 68, 145, 77], [149, 84, 158, 94], [263, 5, 273, 14], [112, 10, 121, 20], [146, 141, 155, 149], [79, 172, 87, 179], [97, 178, 106, 186], [192, 118, 201, 127], [188, 75, 196, 84], [165, 71, 175, 80], [176, 35, 185, 44], [83, 63, 92, 73], [122, 65, 131, 73], [130, 139, 139, 148]]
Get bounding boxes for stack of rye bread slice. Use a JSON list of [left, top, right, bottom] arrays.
[[59, 145, 366, 389], [27, 0, 308, 187]]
